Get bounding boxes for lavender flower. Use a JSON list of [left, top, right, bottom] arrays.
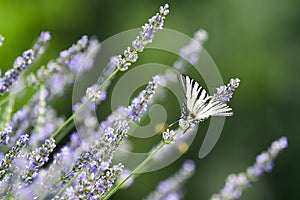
[[60, 120, 128, 198], [86, 84, 104, 103], [128, 75, 159, 121], [174, 29, 208, 72], [26, 146, 78, 198], [35, 35, 99, 98], [59, 75, 160, 198], [21, 138, 56, 183], [57, 35, 89, 72], [162, 129, 176, 144], [132, 4, 169, 53], [61, 120, 129, 183], [210, 137, 288, 200], [27, 5, 169, 196], [0, 32, 51, 95], [7, 35, 97, 147], [247, 137, 288, 179], [0, 126, 12, 145], [115, 4, 169, 71], [0, 134, 29, 179], [83, 4, 169, 111], [32, 31, 51, 55], [179, 29, 208, 65], [144, 160, 195, 200], [61, 163, 123, 199], [214, 78, 240, 102], [0, 50, 34, 95], [0, 4, 277, 200], [7, 95, 64, 148]]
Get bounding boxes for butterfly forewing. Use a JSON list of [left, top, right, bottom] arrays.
[[177, 74, 187, 100], [178, 74, 209, 112]]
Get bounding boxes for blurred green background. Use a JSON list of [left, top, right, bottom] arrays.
[[0, 0, 299, 199]]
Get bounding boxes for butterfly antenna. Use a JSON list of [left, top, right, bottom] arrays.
[[169, 119, 180, 127]]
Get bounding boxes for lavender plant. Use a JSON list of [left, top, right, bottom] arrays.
[[210, 137, 288, 200], [0, 3, 288, 200]]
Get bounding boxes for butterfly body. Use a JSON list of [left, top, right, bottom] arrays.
[[177, 74, 233, 132]]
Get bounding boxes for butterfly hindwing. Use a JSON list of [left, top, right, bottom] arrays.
[[195, 98, 233, 120]]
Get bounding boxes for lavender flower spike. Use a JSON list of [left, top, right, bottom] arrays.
[[60, 76, 160, 198], [128, 75, 159, 121], [210, 137, 288, 200], [0, 32, 51, 95], [144, 160, 195, 200], [0, 134, 29, 179], [174, 29, 208, 73], [179, 29, 208, 65], [0, 126, 12, 145], [132, 4, 169, 52], [116, 4, 169, 71], [21, 138, 56, 183], [214, 78, 240, 102], [60, 121, 129, 199], [32, 31, 51, 55]]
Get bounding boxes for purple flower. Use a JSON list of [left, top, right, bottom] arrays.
[[86, 84, 105, 103], [164, 192, 181, 200], [132, 4, 169, 53], [175, 29, 208, 72], [182, 159, 195, 172], [211, 137, 288, 200], [214, 78, 240, 102], [0, 134, 29, 178], [21, 138, 56, 183], [40, 31, 51, 41], [32, 31, 51, 55], [0, 126, 12, 145], [0, 31, 51, 95], [144, 160, 195, 200], [128, 76, 159, 121], [113, 4, 169, 71]]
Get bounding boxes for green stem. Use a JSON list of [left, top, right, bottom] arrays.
[[0, 93, 15, 129], [103, 128, 182, 200], [50, 69, 119, 198], [53, 170, 81, 199], [54, 121, 75, 144], [51, 69, 119, 139], [103, 142, 165, 200]]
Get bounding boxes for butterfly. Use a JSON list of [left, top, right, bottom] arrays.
[[174, 74, 233, 132]]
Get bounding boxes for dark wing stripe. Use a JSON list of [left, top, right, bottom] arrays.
[[191, 78, 198, 100], [189, 78, 193, 98], [196, 87, 204, 101]]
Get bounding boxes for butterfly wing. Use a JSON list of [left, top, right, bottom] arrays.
[[177, 74, 189, 118], [178, 74, 209, 112], [178, 74, 233, 121], [195, 97, 233, 120]]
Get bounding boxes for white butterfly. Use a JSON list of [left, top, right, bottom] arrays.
[[176, 74, 233, 132]]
